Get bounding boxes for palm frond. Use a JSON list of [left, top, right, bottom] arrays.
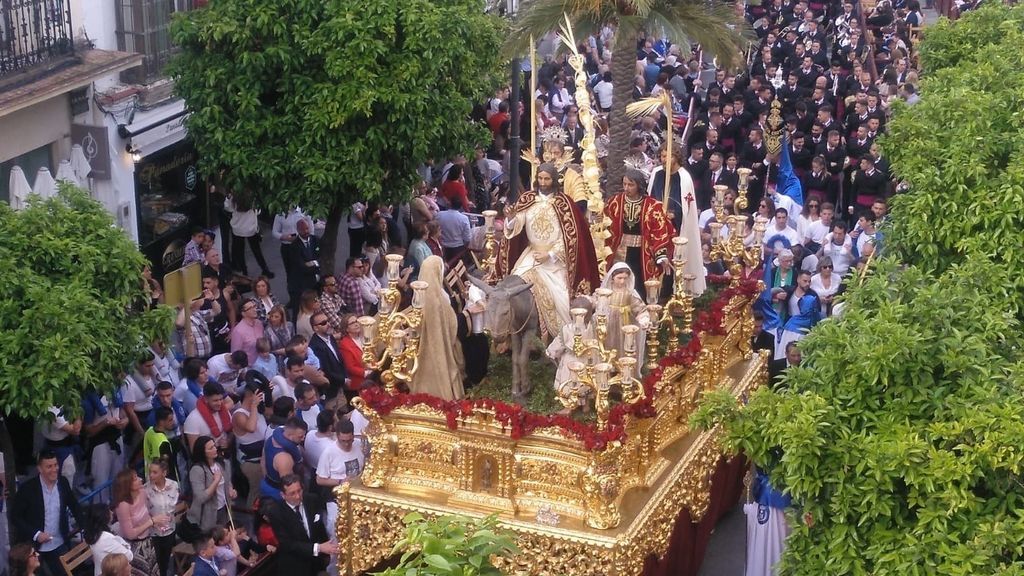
[[625, 94, 670, 119], [502, 0, 605, 58], [647, 1, 755, 69]]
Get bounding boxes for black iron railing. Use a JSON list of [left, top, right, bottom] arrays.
[[0, 0, 75, 77]]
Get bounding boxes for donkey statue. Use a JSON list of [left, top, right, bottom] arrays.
[[466, 274, 539, 403]]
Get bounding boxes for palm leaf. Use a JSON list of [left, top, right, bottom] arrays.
[[503, 0, 605, 57], [646, 0, 754, 69], [625, 94, 671, 119]]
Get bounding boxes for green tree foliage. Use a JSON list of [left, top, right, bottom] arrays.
[[915, 4, 1024, 73], [168, 0, 504, 268], [375, 513, 518, 576], [0, 186, 172, 418], [883, 6, 1024, 314], [693, 259, 1024, 574], [692, 6, 1024, 573]]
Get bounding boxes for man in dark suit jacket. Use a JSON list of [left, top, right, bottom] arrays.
[[192, 534, 223, 576], [11, 451, 84, 576], [265, 475, 337, 576], [769, 341, 802, 385], [699, 152, 737, 210], [285, 218, 321, 315], [308, 311, 348, 404], [851, 154, 890, 207]]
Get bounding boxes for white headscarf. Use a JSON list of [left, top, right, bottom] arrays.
[[600, 262, 644, 305]]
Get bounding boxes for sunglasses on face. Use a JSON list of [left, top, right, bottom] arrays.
[[314, 320, 329, 326], [821, 264, 833, 269]]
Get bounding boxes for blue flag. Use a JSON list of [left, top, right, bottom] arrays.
[[775, 133, 804, 210]]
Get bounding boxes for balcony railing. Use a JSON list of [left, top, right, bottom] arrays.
[[0, 0, 75, 77]]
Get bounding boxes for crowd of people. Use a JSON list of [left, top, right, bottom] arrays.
[[3, 0, 927, 573]]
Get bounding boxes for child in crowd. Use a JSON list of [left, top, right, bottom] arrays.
[[251, 338, 280, 380]]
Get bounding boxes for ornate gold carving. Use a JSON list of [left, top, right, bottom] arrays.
[[337, 285, 769, 576]]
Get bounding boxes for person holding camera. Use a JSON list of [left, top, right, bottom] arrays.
[[233, 374, 269, 510]]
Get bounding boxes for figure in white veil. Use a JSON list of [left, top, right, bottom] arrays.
[[596, 263, 650, 362]]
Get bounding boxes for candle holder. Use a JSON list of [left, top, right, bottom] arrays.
[[621, 324, 640, 358], [661, 256, 696, 350], [480, 210, 499, 281], [385, 253, 403, 283], [359, 273, 428, 394], [645, 305, 662, 370], [559, 356, 644, 429], [709, 168, 762, 286]]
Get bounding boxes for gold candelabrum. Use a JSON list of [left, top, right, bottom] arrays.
[[479, 210, 499, 281], [558, 288, 644, 429], [660, 237, 697, 350], [709, 169, 767, 286], [357, 254, 428, 394], [644, 279, 663, 371]]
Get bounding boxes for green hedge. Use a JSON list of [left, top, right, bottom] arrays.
[[693, 6, 1024, 574]]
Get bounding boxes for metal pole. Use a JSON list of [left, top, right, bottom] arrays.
[[529, 37, 537, 186], [508, 57, 522, 205]]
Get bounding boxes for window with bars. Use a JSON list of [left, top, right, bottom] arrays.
[[115, 0, 193, 83]]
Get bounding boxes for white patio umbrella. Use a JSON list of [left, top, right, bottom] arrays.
[[8, 165, 32, 211], [56, 159, 81, 188], [70, 144, 92, 185], [32, 167, 58, 199]]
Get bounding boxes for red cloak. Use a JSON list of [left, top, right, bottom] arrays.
[[497, 191, 601, 296]]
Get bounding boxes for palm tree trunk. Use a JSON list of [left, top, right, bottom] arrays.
[[607, 33, 639, 195]]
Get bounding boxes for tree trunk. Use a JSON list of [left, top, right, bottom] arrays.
[[607, 33, 640, 195], [319, 203, 346, 276]]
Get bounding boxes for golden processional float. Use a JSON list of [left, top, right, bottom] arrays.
[[334, 19, 771, 576]]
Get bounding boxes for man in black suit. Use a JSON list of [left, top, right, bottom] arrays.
[[769, 341, 802, 385], [265, 474, 337, 576], [10, 451, 84, 576], [699, 152, 737, 210], [307, 311, 348, 406], [285, 218, 321, 317]]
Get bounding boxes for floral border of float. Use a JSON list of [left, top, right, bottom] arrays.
[[359, 274, 759, 452]]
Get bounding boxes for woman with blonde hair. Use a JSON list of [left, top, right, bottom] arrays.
[[100, 553, 130, 576], [409, 256, 465, 400], [265, 304, 294, 357]]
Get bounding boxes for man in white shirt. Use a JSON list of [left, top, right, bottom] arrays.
[[39, 406, 81, 486], [594, 71, 614, 111], [316, 419, 365, 575], [818, 221, 855, 276], [272, 356, 307, 401], [764, 207, 802, 250], [803, 202, 835, 251], [182, 382, 232, 453], [206, 350, 249, 395], [294, 381, 322, 433], [122, 353, 157, 460]]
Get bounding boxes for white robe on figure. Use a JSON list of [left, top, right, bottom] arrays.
[[504, 192, 572, 333]]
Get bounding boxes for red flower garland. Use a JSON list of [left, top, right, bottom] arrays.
[[359, 274, 762, 452]]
